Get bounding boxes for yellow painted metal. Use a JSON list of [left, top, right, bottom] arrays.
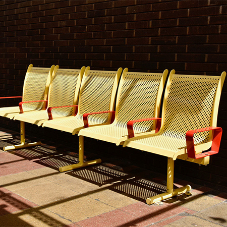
[[4, 66, 86, 151], [146, 157, 191, 205], [79, 69, 168, 145], [43, 68, 123, 134], [146, 185, 191, 205], [0, 65, 55, 119], [3, 121, 41, 151], [59, 136, 101, 172], [166, 158, 174, 193], [124, 70, 226, 160], [14, 66, 86, 125]]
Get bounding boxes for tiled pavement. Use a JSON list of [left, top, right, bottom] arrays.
[[0, 128, 227, 227]]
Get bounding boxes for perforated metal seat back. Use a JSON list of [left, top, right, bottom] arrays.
[[78, 70, 120, 124], [48, 68, 82, 117], [161, 74, 221, 145], [22, 67, 52, 111], [114, 72, 164, 133]]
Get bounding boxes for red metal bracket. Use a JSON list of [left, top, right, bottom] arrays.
[[186, 127, 222, 159], [83, 111, 115, 128], [19, 100, 48, 114], [0, 96, 22, 99], [47, 105, 78, 120], [127, 117, 161, 139]]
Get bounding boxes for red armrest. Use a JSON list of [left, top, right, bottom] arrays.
[[47, 105, 78, 120], [0, 96, 22, 99], [19, 100, 48, 114], [83, 111, 115, 128], [186, 127, 222, 159], [127, 117, 161, 139]]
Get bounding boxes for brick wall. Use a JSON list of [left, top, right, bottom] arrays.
[[0, 0, 227, 188]]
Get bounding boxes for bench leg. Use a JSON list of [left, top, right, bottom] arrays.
[[3, 121, 41, 151], [146, 158, 191, 205], [59, 135, 102, 172]]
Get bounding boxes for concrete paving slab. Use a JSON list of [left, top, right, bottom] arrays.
[[195, 202, 227, 226], [165, 215, 222, 227]]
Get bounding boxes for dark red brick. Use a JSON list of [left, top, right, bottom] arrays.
[[86, 53, 104, 60], [54, 27, 70, 34], [189, 6, 220, 17], [135, 45, 157, 53], [126, 53, 149, 61], [127, 37, 150, 45], [151, 53, 176, 62], [91, 60, 111, 68], [68, 53, 86, 60], [207, 54, 227, 63], [59, 33, 74, 40], [106, 7, 126, 16], [93, 46, 111, 53], [178, 17, 208, 26], [60, 6, 75, 14], [127, 4, 151, 14], [210, 0, 227, 5], [152, 1, 178, 11], [92, 31, 112, 39], [39, 3, 55, 10], [69, 12, 87, 20], [94, 16, 113, 24], [58, 20, 75, 27], [127, 21, 149, 29], [106, 22, 126, 31], [136, 12, 159, 21], [113, 0, 135, 8], [159, 45, 186, 53], [160, 27, 187, 36], [178, 35, 207, 44], [152, 18, 177, 28], [189, 25, 219, 35], [76, 4, 94, 12], [210, 15, 227, 25], [105, 38, 125, 45], [76, 18, 93, 26], [87, 24, 105, 32], [114, 14, 134, 23], [209, 34, 227, 43], [161, 9, 188, 19], [186, 62, 217, 72], [54, 14, 69, 21], [177, 53, 205, 62], [76, 32, 92, 39], [135, 28, 159, 37], [113, 30, 134, 38], [94, 1, 113, 10], [188, 44, 218, 53], [112, 46, 133, 53], [70, 25, 86, 33], [45, 34, 59, 41], [87, 9, 105, 18], [86, 39, 105, 46], [179, 0, 209, 8], [45, 8, 60, 16], [105, 53, 125, 61]]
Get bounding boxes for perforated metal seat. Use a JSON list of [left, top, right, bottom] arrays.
[[123, 70, 226, 205], [0, 64, 55, 119], [43, 68, 122, 134], [4, 66, 85, 151], [14, 67, 85, 126], [79, 69, 168, 145]]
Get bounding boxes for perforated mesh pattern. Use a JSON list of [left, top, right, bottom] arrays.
[[77, 70, 117, 125], [136, 74, 220, 152], [115, 72, 163, 133], [80, 72, 164, 140], [48, 69, 81, 117], [22, 67, 51, 111]]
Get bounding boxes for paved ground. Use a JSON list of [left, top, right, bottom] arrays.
[[0, 128, 227, 227]]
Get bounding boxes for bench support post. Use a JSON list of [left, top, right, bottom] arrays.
[[146, 158, 191, 205], [3, 121, 41, 151], [59, 135, 102, 172]]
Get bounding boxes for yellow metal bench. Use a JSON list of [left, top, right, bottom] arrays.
[[0, 64, 55, 119], [79, 69, 168, 147], [42, 67, 123, 172], [122, 70, 226, 205], [4, 66, 85, 151]]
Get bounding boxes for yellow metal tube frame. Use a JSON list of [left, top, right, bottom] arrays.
[[59, 135, 101, 172], [3, 121, 41, 151], [146, 158, 191, 205]]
